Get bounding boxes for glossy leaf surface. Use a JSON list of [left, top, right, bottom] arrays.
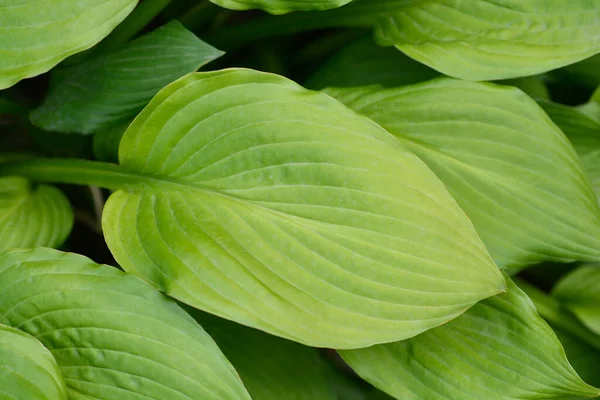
[[340, 276, 600, 400], [0, 176, 73, 251], [0, 0, 137, 89], [0, 323, 67, 400], [195, 311, 335, 399], [31, 21, 223, 134], [554, 266, 600, 337], [374, 0, 600, 80], [328, 79, 600, 269], [102, 68, 505, 348], [0, 247, 251, 400]]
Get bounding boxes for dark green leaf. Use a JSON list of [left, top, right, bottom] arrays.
[[30, 21, 224, 134]]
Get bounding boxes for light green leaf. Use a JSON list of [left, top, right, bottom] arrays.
[[0, 176, 73, 251], [0, 247, 251, 400], [102, 68, 505, 349], [194, 311, 335, 399], [372, 0, 600, 81], [0, 0, 137, 89], [340, 276, 600, 400], [539, 101, 600, 200], [327, 79, 600, 270], [30, 21, 223, 134], [306, 37, 438, 90], [0, 323, 67, 400], [554, 266, 600, 337]]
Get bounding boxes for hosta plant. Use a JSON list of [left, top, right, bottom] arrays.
[[2, 1, 600, 399]]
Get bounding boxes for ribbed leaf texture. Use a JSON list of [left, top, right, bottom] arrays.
[[0, 0, 137, 89], [373, 0, 600, 80], [30, 21, 224, 134], [0, 248, 252, 400], [101, 68, 505, 349], [0, 176, 73, 251], [327, 79, 600, 269], [340, 276, 600, 400], [540, 101, 600, 200], [0, 324, 67, 400]]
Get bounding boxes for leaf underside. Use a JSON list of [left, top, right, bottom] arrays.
[[327, 79, 600, 270], [0, 247, 251, 400], [0, 0, 137, 89], [340, 276, 600, 400], [102, 68, 505, 349]]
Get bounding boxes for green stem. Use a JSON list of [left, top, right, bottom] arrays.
[[94, 0, 175, 55], [515, 278, 600, 352], [0, 158, 150, 191]]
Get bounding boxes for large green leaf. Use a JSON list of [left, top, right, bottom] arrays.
[[0, 176, 73, 251], [340, 276, 600, 400], [101, 68, 505, 349], [306, 37, 438, 90], [194, 311, 335, 399], [30, 21, 223, 134], [0, 323, 67, 400], [540, 101, 600, 200], [0, 0, 137, 89], [0, 247, 251, 400], [553, 266, 600, 337], [327, 79, 600, 269], [372, 0, 600, 81]]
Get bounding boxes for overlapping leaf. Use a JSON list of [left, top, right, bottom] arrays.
[[194, 311, 335, 399], [0, 247, 251, 400], [554, 266, 600, 337], [0, 0, 137, 89], [0, 323, 67, 400], [101, 68, 505, 349], [0, 176, 73, 251], [340, 276, 600, 400], [30, 21, 224, 134], [540, 101, 600, 200], [327, 79, 600, 269], [306, 37, 438, 90], [370, 0, 600, 80]]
